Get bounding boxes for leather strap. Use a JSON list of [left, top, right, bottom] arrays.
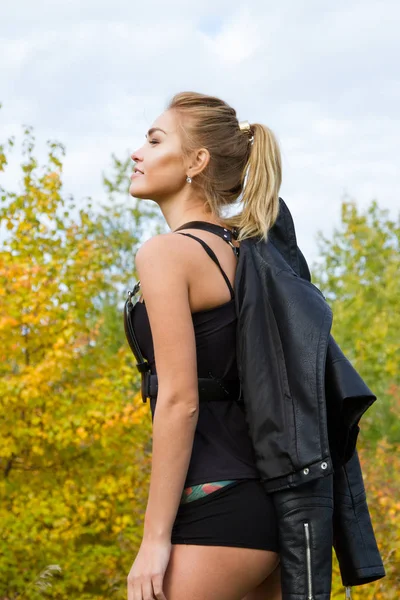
[[124, 293, 243, 405], [124, 284, 150, 374], [173, 221, 240, 257], [175, 232, 235, 298], [124, 221, 242, 404], [142, 371, 242, 404]]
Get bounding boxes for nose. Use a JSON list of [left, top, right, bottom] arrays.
[[131, 148, 143, 164]]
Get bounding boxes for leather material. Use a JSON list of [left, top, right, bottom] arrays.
[[235, 214, 378, 489], [325, 337, 376, 467], [271, 474, 334, 599], [124, 222, 241, 404], [142, 371, 242, 404], [234, 198, 385, 593], [333, 450, 386, 587], [236, 237, 335, 490]]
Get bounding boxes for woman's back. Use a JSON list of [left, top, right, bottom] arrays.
[[131, 223, 259, 487]]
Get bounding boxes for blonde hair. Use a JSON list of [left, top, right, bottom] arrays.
[[167, 91, 282, 242]]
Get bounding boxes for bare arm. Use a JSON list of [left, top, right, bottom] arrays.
[[135, 234, 199, 542]]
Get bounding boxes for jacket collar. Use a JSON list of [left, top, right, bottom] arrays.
[[267, 197, 301, 274], [267, 197, 311, 281]]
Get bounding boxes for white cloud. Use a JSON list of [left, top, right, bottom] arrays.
[[1, 0, 399, 263], [204, 7, 266, 64]]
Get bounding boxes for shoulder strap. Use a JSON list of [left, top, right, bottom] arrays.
[[173, 221, 240, 258], [175, 232, 234, 299]]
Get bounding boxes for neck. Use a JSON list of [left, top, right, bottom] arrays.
[[161, 201, 224, 233]]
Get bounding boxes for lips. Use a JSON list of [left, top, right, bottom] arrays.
[[131, 168, 144, 180]]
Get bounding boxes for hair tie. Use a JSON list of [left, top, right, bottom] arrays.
[[239, 120, 254, 145], [239, 120, 251, 132]]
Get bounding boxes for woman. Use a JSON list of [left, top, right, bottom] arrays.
[[127, 92, 282, 600]]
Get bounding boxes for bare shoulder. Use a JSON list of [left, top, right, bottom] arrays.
[[135, 232, 190, 272], [135, 233, 198, 405]]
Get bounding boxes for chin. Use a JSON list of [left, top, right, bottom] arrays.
[[129, 187, 156, 202], [129, 183, 146, 198]]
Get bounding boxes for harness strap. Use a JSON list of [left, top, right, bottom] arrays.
[[143, 371, 242, 404], [124, 222, 241, 404], [173, 220, 240, 257], [175, 232, 234, 299]]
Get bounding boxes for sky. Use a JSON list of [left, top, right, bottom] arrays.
[[1, 0, 399, 263]]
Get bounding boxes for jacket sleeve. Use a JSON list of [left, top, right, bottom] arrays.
[[332, 449, 386, 586], [325, 336, 377, 466], [270, 474, 334, 600]]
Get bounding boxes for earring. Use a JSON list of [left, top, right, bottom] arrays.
[[186, 176, 192, 184]]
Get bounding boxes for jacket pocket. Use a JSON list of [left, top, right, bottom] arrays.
[[303, 521, 314, 600]]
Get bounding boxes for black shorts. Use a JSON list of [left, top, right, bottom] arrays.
[[171, 479, 280, 552]]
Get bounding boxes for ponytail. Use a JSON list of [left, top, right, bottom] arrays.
[[235, 124, 282, 243]]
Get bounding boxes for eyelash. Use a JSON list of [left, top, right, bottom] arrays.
[[149, 139, 159, 145]]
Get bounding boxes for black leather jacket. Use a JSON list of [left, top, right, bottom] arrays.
[[234, 198, 386, 598]]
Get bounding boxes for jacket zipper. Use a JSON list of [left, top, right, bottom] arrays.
[[345, 586, 352, 598], [303, 522, 314, 600]]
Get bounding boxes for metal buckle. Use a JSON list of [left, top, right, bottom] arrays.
[[227, 239, 240, 257], [127, 281, 141, 303]]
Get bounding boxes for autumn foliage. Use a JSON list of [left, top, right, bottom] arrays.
[[0, 127, 155, 598], [315, 200, 400, 598], [0, 121, 399, 598]]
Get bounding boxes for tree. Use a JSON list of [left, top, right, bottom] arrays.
[[313, 198, 400, 597], [313, 198, 400, 445], [331, 438, 400, 599], [0, 122, 155, 598]]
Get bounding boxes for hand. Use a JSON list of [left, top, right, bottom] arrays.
[[127, 538, 172, 600]]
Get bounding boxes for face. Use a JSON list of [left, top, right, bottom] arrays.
[[129, 110, 187, 201]]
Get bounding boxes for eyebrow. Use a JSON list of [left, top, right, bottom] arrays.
[[145, 127, 167, 138]]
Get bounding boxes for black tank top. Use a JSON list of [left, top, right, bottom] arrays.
[[130, 228, 259, 487]]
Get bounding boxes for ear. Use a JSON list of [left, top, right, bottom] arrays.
[[186, 147, 210, 178]]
